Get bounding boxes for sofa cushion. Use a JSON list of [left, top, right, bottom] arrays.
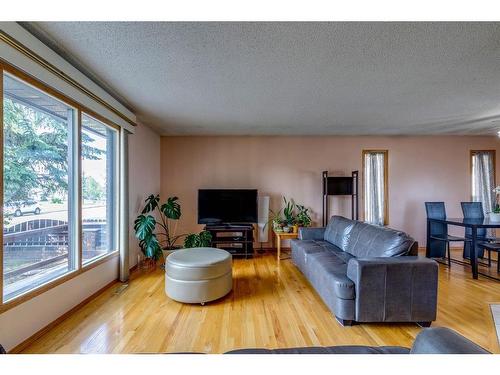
[[308, 252, 355, 299], [344, 221, 416, 258], [315, 240, 344, 254], [292, 239, 344, 263], [324, 216, 356, 250], [327, 246, 354, 263], [292, 239, 329, 257]]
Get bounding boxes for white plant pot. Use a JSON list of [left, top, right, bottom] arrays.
[[489, 213, 500, 222]]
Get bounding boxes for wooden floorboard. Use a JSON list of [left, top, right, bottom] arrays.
[[19, 251, 500, 354]]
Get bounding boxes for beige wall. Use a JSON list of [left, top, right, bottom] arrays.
[[128, 123, 161, 268], [0, 122, 161, 352], [160, 136, 500, 245]]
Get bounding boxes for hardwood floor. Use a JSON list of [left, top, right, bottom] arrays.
[[20, 251, 500, 354]]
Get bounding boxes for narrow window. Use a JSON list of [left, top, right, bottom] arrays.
[[2, 73, 77, 301], [81, 114, 118, 264], [471, 150, 496, 214], [363, 150, 388, 225]]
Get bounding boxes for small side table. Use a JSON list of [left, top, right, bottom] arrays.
[[273, 230, 298, 262]]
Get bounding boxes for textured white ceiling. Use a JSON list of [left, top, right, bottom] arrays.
[[23, 22, 500, 135]]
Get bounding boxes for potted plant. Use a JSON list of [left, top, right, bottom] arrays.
[[266, 198, 313, 233], [134, 194, 212, 267], [267, 208, 284, 232], [184, 231, 212, 248], [295, 204, 312, 228], [491, 186, 500, 222], [282, 197, 296, 233]]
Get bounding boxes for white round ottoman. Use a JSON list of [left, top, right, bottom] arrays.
[[165, 247, 232, 304]]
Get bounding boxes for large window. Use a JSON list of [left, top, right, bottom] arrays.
[[81, 114, 118, 264], [2, 73, 77, 301], [363, 150, 388, 226], [471, 150, 496, 214], [1, 67, 121, 306]]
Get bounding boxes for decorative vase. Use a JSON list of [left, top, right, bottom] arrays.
[[283, 226, 291, 233], [292, 224, 299, 234], [489, 212, 500, 222]]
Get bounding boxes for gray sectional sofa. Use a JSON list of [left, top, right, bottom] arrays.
[[225, 327, 489, 354], [291, 216, 438, 326]]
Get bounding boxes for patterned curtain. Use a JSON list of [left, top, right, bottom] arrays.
[[472, 151, 495, 214], [364, 152, 385, 225]]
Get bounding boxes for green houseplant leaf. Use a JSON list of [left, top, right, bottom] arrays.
[[134, 194, 216, 261], [198, 230, 212, 246], [283, 197, 296, 225], [139, 235, 162, 260], [141, 194, 160, 214], [161, 196, 181, 220], [134, 214, 156, 240], [184, 230, 212, 248], [183, 233, 197, 248], [296, 204, 312, 227], [134, 194, 185, 260]]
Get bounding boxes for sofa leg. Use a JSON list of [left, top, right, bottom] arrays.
[[336, 317, 353, 326], [416, 321, 432, 328]]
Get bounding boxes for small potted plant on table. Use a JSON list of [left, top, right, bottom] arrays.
[[268, 208, 284, 232], [267, 198, 314, 234], [491, 186, 500, 222], [282, 197, 296, 233], [295, 204, 312, 229]]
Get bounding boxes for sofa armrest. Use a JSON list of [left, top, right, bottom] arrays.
[[298, 227, 325, 240], [410, 327, 490, 354], [346, 256, 438, 323]]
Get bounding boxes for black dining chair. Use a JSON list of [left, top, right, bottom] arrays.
[[479, 242, 500, 271], [461, 202, 488, 260], [425, 202, 470, 267]]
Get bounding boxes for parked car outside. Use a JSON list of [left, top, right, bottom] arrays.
[[4, 200, 41, 217]]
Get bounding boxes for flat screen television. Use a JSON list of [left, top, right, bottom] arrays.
[[198, 189, 258, 225], [326, 177, 353, 195]]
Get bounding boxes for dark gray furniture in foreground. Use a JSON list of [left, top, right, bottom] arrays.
[[291, 216, 438, 326], [225, 327, 490, 354]]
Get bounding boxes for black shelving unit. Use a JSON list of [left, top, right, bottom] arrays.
[[322, 170, 359, 226], [204, 225, 254, 258]]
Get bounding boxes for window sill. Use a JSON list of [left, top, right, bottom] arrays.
[[0, 252, 119, 314], [82, 250, 119, 269]]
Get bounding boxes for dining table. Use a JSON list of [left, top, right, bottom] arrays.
[[426, 216, 500, 279]]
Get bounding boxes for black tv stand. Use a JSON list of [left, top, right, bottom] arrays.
[[204, 224, 254, 258]]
